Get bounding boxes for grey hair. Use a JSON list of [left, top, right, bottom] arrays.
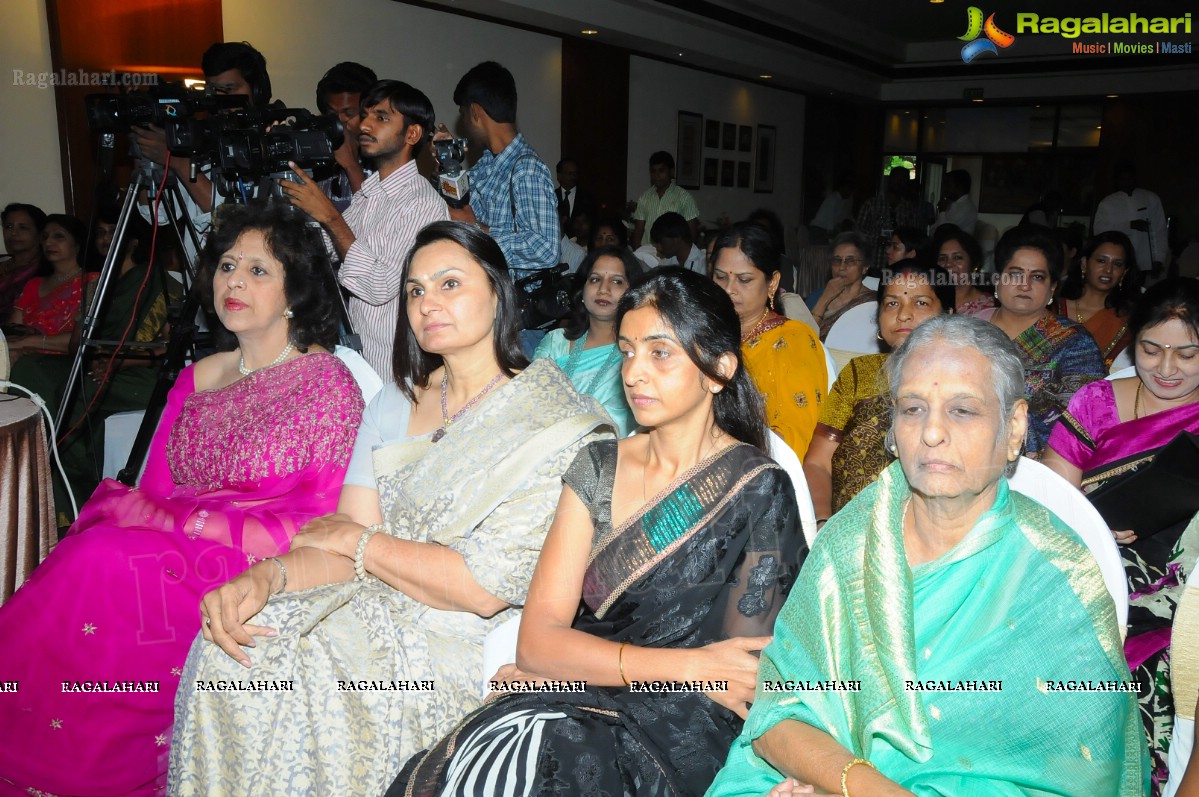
[[830, 231, 869, 259], [883, 315, 1027, 476]]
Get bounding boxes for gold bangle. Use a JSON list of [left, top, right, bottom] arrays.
[[618, 642, 631, 687], [841, 758, 876, 797]]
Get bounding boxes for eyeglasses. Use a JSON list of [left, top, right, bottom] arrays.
[[830, 256, 865, 266]]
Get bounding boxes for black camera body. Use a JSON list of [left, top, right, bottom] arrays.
[[434, 137, 470, 208]]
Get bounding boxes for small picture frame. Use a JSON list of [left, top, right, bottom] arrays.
[[754, 125, 777, 193], [722, 122, 736, 151], [705, 119, 720, 149], [738, 125, 752, 153], [737, 161, 751, 188], [720, 160, 735, 187], [703, 157, 719, 186], [675, 111, 703, 190]]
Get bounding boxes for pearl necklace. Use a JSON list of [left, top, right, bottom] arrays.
[[238, 342, 295, 376]]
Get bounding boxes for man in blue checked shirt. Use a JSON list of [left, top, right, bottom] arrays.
[[438, 62, 560, 281]]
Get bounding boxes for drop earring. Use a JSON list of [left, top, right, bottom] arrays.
[[284, 308, 295, 319]]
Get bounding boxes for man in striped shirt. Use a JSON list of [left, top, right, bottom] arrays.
[[281, 79, 448, 378]]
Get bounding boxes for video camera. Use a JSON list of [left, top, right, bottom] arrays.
[[434, 137, 470, 209], [85, 82, 247, 133]]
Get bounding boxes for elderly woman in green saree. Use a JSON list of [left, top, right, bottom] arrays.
[[707, 314, 1146, 797]]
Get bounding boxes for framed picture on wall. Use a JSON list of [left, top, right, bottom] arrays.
[[722, 122, 736, 151], [738, 125, 752, 153], [737, 161, 750, 188], [720, 160, 735, 187], [675, 111, 703, 190], [705, 119, 720, 149], [754, 125, 776, 193], [703, 157, 719, 186]]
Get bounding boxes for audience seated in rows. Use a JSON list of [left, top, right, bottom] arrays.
[[390, 268, 806, 797], [169, 221, 613, 795]]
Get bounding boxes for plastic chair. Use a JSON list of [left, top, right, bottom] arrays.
[[779, 291, 818, 332], [823, 301, 879, 355], [767, 430, 819, 549], [1108, 348, 1134, 375], [822, 346, 839, 393], [481, 612, 523, 695], [1107, 365, 1136, 382], [1008, 456, 1128, 634], [333, 345, 384, 404], [861, 276, 880, 291]]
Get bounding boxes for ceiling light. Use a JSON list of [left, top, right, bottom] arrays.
[[972, 98, 984, 103], [759, 74, 773, 79], [677, 51, 685, 57], [1106, 94, 1118, 98], [929, 0, 944, 4], [580, 29, 598, 35]]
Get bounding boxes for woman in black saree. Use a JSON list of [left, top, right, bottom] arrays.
[[388, 267, 806, 797]]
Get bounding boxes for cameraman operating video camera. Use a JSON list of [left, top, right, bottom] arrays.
[[279, 79, 447, 377]]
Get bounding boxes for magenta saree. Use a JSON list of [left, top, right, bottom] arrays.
[[1049, 378, 1199, 794], [0, 353, 363, 797]]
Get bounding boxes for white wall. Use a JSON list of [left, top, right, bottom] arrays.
[[222, 0, 562, 165], [0, 0, 66, 215], [627, 57, 805, 246]]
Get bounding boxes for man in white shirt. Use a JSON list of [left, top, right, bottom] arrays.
[[809, 174, 855, 242], [280, 79, 449, 377], [933, 170, 977, 236], [650, 212, 706, 274], [1093, 161, 1168, 274]]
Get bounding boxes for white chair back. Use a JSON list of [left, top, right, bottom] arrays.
[[0, 329, 8, 392], [1008, 456, 1128, 634], [822, 346, 838, 393], [1107, 365, 1136, 382], [481, 611, 523, 695], [823, 301, 879, 355], [767, 430, 819, 549], [1108, 349, 1134, 375], [779, 291, 818, 332], [861, 276, 880, 291], [333, 345, 384, 403]]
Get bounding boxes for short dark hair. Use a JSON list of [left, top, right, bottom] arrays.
[[617, 268, 768, 451], [590, 215, 628, 250], [711, 222, 780, 279], [946, 169, 972, 194], [392, 221, 528, 400], [361, 80, 436, 158], [316, 61, 377, 114], [935, 227, 984, 272], [555, 158, 576, 172], [201, 41, 271, 107], [200, 203, 340, 352], [563, 246, 645, 341], [1129, 277, 1199, 350], [747, 208, 786, 255], [649, 151, 674, 171], [994, 224, 1065, 283], [2, 202, 47, 231], [877, 262, 956, 323], [650, 212, 691, 244], [891, 225, 928, 258], [1058, 230, 1140, 313], [453, 61, 517, 124]]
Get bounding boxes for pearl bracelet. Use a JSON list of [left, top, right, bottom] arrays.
[[354, 524, 385, 581]]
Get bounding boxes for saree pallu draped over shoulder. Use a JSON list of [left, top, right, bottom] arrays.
[[391, 442, 806, 797], [706, 461, 1146, 797], [168, 360, 613, 797]]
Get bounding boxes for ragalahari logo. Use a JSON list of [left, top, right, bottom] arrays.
[[959, 7, 1016, 62]]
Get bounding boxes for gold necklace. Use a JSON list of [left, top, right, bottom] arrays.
[[1134, 380, 1144, 419], [741, 307, 772, 343]]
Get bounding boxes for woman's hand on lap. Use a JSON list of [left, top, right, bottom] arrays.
[[766, 779, 824, 796], [696, 635, 771, 719], [199, 566, 278, 667], [1112, 528, 1137, 545]]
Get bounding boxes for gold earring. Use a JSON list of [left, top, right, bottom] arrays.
[[768, 293, 775, 312]]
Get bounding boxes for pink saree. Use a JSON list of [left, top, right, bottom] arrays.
[[1049, 378, 1199, 794], [0, 352, 363, 797]]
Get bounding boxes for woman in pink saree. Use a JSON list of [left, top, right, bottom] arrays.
[[1044, 278, 1199, 795], [0, 204, 364, 797]]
